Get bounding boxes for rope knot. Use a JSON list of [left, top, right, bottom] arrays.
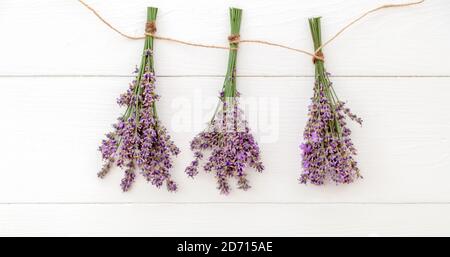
[[145, 21, 157, 35], [313, 51, 324, 64], [228, 34, 241, 44]]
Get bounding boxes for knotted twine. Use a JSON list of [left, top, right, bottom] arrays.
[[77, 0, 425, 63]]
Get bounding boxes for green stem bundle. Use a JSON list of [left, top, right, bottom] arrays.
[[98, 7, 180, 192], [300, 17, 363, 185], [123, 7, 158, 123], [211, 8, 242, 123], [223, 8, 242, 98], [309, 17, 342, 138]]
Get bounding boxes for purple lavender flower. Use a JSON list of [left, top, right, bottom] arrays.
[[98, 48, 179, 192], [186, 95, 264, 194], [186, 8, 262, 194], [300, 86, 362, 185], [300, 17, 362, 186], [120, 162, 136, 192]]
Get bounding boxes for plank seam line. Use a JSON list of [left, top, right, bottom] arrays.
[[1, 75, 450, 78], [2, 202, 450, 205]]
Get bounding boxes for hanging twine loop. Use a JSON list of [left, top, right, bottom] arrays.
[[145, 21, 157, 35], [77, 0, 425, 60]]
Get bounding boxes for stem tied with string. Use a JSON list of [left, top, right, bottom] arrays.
[[98, 7, 180, 192], [300, 17, 363, 186], [185, 8, 264, 195]]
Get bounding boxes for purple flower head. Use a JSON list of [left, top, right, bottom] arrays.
[[311, 132, 320, 143], [186, 94, 264, 194], [300, 143, 312, 154], [166, 180, 178, 192], [300, 17, 362, 186], [120, 163, 136, 192], [187, 8, 262, 194], [99, 132, 118, 160], [145, 49, 153, 56], [299, 72, 362, 185], [98, 47, 179, 192]]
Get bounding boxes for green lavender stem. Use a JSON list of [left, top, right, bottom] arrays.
[[123, 8, 157, 121], [309, 17, 342, 138], [146, 7, 158, 119], [223, 7, 242, 98], [211, 8, 242, 123], [146, 7, 157, 72], [118, 7, 158, 147], [133, 7, 158, 119]]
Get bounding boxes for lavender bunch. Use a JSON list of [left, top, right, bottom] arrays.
[[98, 7, 179, 192], [185, 8, 264, 194], [300, 17, 363, 185]]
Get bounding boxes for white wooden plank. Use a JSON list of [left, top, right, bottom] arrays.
[[0, 76, 448, 203], [1, 203, 449, 236], [0, 0, 447, 76]]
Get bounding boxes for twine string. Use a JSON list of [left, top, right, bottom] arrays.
[[147, 33, 232, 50], [77, 0, 425, 62], [314, 0, 425, 54], [143, 21, 232, 50], [313, 51, 325, 64], [228, 34, 241, 44], [77, 0, 143, 40], [145, 21, 157, 35]]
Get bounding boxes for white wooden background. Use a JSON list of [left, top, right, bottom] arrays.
[[0, 0, 449, 236]]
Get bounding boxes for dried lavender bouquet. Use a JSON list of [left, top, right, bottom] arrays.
[[185, 8, 264, 194], [98, 7, 179, 192], [300, 17, 363, 185]]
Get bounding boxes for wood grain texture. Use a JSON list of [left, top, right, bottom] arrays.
[[1, 204, 450, 236], [0, 0, 449, 236], [0, 77, 448, 203]]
